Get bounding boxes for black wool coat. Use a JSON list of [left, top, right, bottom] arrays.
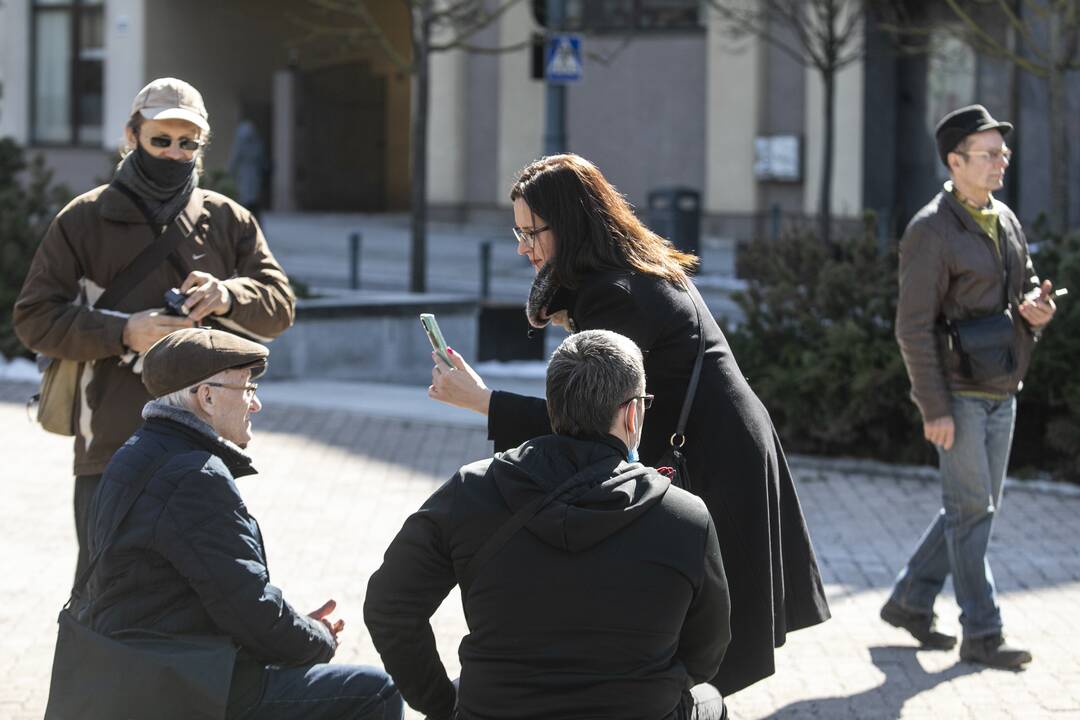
[[488, 269, 831, 695]]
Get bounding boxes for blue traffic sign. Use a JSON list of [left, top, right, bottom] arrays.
[[545, 34, 583, 83]]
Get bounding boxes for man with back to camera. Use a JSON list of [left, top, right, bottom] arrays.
[[79, 327, 403, 719], [882, 104, 1056, 669], [365, 329, 731, 720], [14, 77, 295, 582]]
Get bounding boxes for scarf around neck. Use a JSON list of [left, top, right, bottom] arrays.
[[526, 262, 564, 329], [112, 145, 197, 226]]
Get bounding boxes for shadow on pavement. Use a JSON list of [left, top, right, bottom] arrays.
[[768, 645, 986, 719]]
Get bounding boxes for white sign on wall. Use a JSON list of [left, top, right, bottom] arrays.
[[754, 135, 802, 182]]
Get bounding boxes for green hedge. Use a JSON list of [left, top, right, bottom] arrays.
[[726, 218, 1080, 482], [725, 219, 933, 467], [1009, 222, 1080, 481], [0, 138, 71, 360]]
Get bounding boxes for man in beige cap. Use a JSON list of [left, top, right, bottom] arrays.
[[72, 328, 403, 719], [15, 77, 295, 581]]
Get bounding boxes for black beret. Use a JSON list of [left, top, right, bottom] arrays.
[[935, 104, 1013, 167], [142, 328, 268, 398]]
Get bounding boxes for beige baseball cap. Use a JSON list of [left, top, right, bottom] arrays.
[[131, 77, 209, 132]]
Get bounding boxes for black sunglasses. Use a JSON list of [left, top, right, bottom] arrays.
[[148, 135, 203, 152]]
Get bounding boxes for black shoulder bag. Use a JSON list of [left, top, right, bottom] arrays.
[[655, 284, 706, 493], [945, 232, 1017, 382], [44, 454, 237, 720]]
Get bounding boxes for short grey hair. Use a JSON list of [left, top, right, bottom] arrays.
[[546, 329, 645, 437], [155, 369, 228, 412], [157, 383, 198, 412]]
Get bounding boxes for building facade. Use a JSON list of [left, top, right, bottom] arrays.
[[1, 0, 1075, 236]]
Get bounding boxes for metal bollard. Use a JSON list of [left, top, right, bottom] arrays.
[[349, 232, 361, 290], [480, 240, 493, 299]]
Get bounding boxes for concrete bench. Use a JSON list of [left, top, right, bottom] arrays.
[[265, 292, 478, 385]]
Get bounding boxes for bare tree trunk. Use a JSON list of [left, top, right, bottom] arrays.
[[409, 3, 431, 293], [819, 67, 835, 245], [1048, 63, 1068, 233]]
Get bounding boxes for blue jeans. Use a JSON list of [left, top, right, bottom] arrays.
[[889, 394, 1016, 638], [231, 662, 403, 720]]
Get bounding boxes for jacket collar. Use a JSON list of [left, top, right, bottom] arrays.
[[141, 401, 257, 478], [100, 183, 207, 228], [940, 180, 1001, 237]]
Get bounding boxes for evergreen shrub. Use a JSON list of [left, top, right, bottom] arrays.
[[0, 138, 71, 359], [1011, 222, 1080, 483], [725, 218, 933, 465]]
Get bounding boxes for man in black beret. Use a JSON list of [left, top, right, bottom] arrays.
[[74, 328, 404, 718], [883, 105, 1057, 669]]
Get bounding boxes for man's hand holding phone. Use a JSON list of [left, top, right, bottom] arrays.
[[1019, 279, 1061, 329]]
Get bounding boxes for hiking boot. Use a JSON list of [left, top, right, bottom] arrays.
[[880, 599, 957, 650], [960, 633, 1032, 669]]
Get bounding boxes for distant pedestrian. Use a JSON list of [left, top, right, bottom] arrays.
[[228, 119, 269, 220], [368, 329, 731, 719], [68, 328, 402, 719], [427, 153, 830, 694], [883, 104, 1056, 669], [14, 77, 295, 582]]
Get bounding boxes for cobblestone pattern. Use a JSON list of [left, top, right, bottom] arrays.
[[1, 381, 1077, 719]]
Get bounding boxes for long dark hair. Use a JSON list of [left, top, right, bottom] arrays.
[[510, 154, 698, 289]]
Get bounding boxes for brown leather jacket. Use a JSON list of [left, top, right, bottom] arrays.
[[895, 182, 1040, 422], [14, 185, 295, 475]]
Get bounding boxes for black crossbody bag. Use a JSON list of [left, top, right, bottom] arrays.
[[655, 283, 706, 493], [944, 233, 1017, 382], [44, 453, 236, 720]]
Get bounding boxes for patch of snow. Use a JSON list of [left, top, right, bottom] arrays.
[[0, 357, 41, 382]]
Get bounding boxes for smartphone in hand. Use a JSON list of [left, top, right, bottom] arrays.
[[420, 313, 453, 367]]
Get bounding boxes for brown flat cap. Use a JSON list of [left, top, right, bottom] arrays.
[[142, 328, 268, 398]]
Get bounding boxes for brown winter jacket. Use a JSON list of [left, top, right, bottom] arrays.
[[14, 184, 295, 475], [895, 182, 1040, 423]]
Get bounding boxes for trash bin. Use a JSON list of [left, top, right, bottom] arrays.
[[647, 187, 701, 256]]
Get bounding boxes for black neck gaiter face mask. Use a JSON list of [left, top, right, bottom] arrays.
[[135, 143, 196, 190]]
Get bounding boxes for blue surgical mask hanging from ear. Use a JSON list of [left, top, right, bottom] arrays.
[[625, 403, 640, 463]]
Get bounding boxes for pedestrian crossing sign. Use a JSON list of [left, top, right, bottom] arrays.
[[545, 34, 583, 83]]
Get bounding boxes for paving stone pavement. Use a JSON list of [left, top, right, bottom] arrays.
[[2, 379, 1078, 719]]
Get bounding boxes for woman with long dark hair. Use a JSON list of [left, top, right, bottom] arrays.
[[430, 154, 830, 697]]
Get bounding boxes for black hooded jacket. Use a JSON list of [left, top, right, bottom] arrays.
[[364, 434, 730, 720]]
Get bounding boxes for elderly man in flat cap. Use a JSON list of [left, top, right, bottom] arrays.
[[76, 328, 402, 719], [882, 104, 1057, 669], [14, 77, 295, 584]]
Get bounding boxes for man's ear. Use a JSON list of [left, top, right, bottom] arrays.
[[626, 399, 639, 435]]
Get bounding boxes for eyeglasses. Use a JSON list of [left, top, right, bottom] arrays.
[[513, 225, 549, 249], [958, 148, 1012, 163], [147, 135, 204, 152], [192, 382, 258, 399], [621, 394, 654, 410]]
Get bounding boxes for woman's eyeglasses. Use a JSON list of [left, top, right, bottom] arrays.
[[147, 135, 204, 152], [513, 225, 549, 249]]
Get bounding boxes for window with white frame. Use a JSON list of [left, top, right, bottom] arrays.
[[32, 0, 104, 146], [564, 0, 702, 32]]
